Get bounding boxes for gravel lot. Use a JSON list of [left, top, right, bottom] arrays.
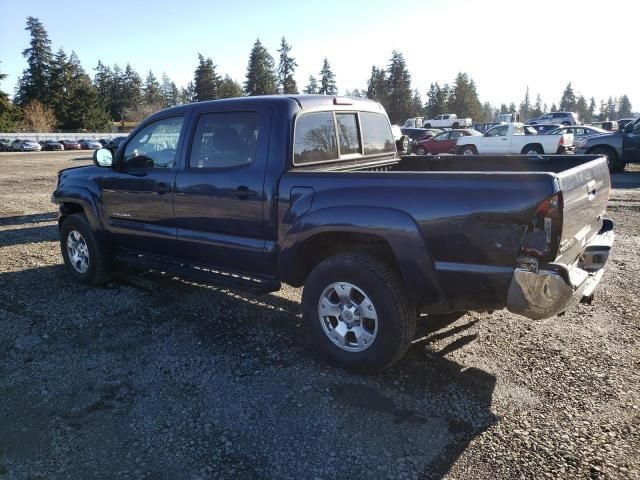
[[0, 151, 638, 479]]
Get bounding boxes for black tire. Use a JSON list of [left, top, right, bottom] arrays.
[[416, 145, 427, 155], [591, 147, 623, 173], [452, 122, 459, 129], [460, 145, 477, 155], [60, 213, 113, 285], [562, 121, 570, 126], [521, 144, 543, 155], [302, 253, 416, 373], [424, 123, 431, 128]]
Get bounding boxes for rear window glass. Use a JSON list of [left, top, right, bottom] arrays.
[[294, 112, 338, 164], [336, 113, 361, 155], [360, 112, 395, 155]]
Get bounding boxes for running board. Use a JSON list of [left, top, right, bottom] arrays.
[[114, 252, 281, 294]]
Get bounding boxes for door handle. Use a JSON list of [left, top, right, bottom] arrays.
[[155, 182, 171, 195], [235, 186, 252, 200]]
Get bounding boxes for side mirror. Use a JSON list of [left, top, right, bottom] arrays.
[[93, 148, 113, 167]]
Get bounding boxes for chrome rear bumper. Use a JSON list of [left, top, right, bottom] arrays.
[[507, 219, 614, 320]]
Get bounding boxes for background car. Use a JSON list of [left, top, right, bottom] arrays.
[[401, 127, 443, 152], [414, 129, 480, 155], [471, 122, 502, 134], [0, 139, 12, 151], [527, 112, 578, 126], [391, 125, 410, 153], [78, 139, 102, 150], [590, 120, 618, 131], [547, 125, 609, 141], [525, 123, 563, 134], [60, 140, 82, 150], [616, 118, 635, 130], [43, 140, 64, 151], [104, 136, 127, 151], [11, 139, 41, 151]]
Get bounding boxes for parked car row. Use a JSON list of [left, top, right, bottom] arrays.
[[0, 136, 128, 153]]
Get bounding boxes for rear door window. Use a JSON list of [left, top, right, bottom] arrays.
[[360, 112, 395, 155], [294, 112, 338, 164]]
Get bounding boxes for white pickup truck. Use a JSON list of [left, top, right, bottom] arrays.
[[423, 114, 472, 129], [455, 123, 574, 155]]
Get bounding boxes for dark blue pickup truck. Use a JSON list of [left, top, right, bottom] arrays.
[[53, 95, 614, 372]]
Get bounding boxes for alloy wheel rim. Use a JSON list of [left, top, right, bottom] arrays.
[[318, 282, 378, 352], [66, 230, 90, 273]]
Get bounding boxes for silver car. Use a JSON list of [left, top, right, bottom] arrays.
[[527, 112, 579, 126], [547, 125, 608, 140]]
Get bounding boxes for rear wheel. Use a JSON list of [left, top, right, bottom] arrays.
[[461, 145, 477, 155], [452, 122, 459, 129], [60, 214, 113, 285], [522, 145, 543, 155], [424, 123, 432, 128], [302, 253, 416, 373]]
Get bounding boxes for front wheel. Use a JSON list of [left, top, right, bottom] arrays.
[[60, 214, 113, 285], [522, 145, 543, 155], [416, 145, 427, 155], [302, 253, 416, 373], [591, 147, 623, 173], [424, 123, 431, 128], [452, 122, 459, 129]]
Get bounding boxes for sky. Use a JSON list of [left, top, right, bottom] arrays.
[[0, 0, 638, 111]]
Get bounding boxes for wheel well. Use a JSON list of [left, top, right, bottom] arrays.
[[587, 145, 618, 159], [521, 143, 543, 154], [58, 202, 85, 229], [290, 232, 399, 286]]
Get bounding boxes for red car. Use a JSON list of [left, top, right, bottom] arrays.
[[60, 140, 82, 150], [415, 129, 480, 155]]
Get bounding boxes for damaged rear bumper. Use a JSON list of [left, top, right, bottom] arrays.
[[507, 219, 614, 320]]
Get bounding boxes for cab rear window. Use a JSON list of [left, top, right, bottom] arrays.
[[360, 112, 395, 155]]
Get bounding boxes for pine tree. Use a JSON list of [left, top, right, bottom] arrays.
[[531, 94, 544, 119], [559, 82, 577, 111], [499, 104, 509, 114], [575, 95, 588, 123], [121, 63, 142, 119], [385, 51, 413, 124], [218, 75, 243, 98], [587, 97, 596, 123], [160, 73, 179, 107], [480, 102, 495, 122], [605, 96, 617, 120], [15, 16, 54, 107], [344, 89, 366, 98], [410, 89, 423, 117], [425, 82, 449, 119], [143, 70, 164, 106], [550, 103, 558, 112], [48, 48, 72, 124], [0, 62, 18, 130], [508, 102, 517, 113], [244, 39, 278, 96], [447, 72, 482, 120], [179, 81, 196, 104], [109, 64, 125, 121], [304, 76, 318, 94], [94, 61, 114, 116], [618, 94, 632, 118], [519, 86, 531, 120], [366, 67, 388, 104], [63, 52, 109, 130], [194, 53, 220, 101], [277, 37, 298, 94], [318, 58, 337, 95]]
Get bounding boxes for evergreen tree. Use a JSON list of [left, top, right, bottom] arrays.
[[559, 82, 577, 111], [508, 102, 517, 113], [94, 61, 114, 114], [587, 97, 596, 123], [344, 88, 366, 98], [366, 67, 388, 104], [48, 48, 72, 124], [480, 102, 495, 122], [121, 63, 142, 119], [160, 73, 179, 107], [447, 72, 482, 120], [244, 39, 278, 96], [194, 53, 220, 101], [15, 16, 53, 106], [304, 75, 319, 94], [277, 37, 298, 94], [618, 94, 633, 118], [0, 63, 18, 131], [410, 89, 423, 117], [64, 52, 109, 130], [575, 95, 588, 123], [179, 81, 196, 104], [318, 58, 337, 95], [519, 86, 531, 120], [385, 51, 413, 124], [499, 104, 509, 114], [425, 82, 449, 119], [531, 94, 544, 119], [143, 70, 163, 106], [605, 96, 617, 120], [218, 75, 243, 98], [550, 103, 558, 112], [109, 64, 125, 121]]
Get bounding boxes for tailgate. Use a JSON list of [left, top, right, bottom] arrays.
[[555, 156, 610, 265]]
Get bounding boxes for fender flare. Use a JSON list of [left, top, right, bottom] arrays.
[[279, 206, 450, 312], [53, 186, 104, 233]]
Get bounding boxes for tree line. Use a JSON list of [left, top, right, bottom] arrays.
[[0, 16, 635, 132]]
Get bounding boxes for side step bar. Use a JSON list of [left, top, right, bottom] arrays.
[[115, 252, 281, 294]]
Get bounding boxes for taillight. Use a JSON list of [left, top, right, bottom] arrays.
[[521, 192, 563, 261], [559, 135, 565, 146]]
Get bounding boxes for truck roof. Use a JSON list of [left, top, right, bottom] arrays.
[[151, 95, 386, 119]]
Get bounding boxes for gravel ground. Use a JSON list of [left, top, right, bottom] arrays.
[[0, 151, 638, 480]]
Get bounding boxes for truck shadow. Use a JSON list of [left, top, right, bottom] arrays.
[[0, 264, 496, 479], [611, 170, 640, 189], [0, 224, 58, 248]]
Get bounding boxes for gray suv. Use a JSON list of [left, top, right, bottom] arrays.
[[528, 112, 578, 126]]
